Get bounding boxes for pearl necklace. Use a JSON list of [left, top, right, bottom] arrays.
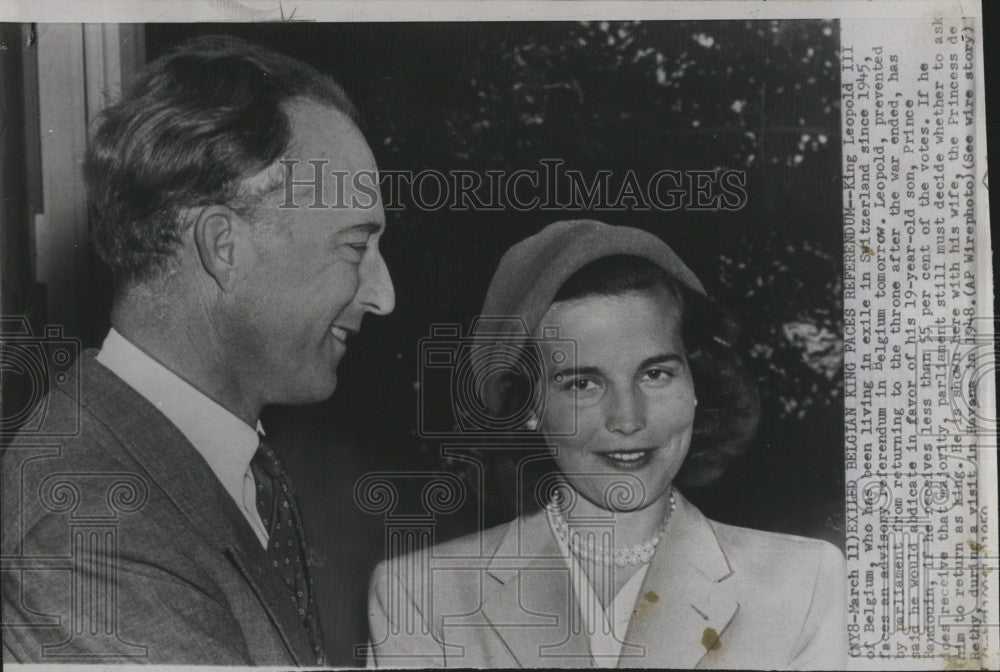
[[546, 490, 676, 567]]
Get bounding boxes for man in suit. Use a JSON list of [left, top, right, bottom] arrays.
[[2, 35, 394, 665]]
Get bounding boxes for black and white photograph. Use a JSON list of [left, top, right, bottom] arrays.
[[0, 1, 995, 669]]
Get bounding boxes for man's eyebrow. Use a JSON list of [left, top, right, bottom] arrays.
[[338, 222, 384, 236]]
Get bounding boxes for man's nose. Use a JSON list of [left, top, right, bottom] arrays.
[[605, 386, 646, 436], [358, 249, 395, 316]]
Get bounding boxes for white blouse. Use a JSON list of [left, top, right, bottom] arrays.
[[545, 509, 651, 667]]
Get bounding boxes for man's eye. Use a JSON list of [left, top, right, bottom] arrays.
[[341, 243, 369, 260]]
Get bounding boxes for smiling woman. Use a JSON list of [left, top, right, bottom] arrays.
[[367, 220, 846, 670]]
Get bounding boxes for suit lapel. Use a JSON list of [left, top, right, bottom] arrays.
[[80, 355, 250, 546], [619, 492, 738, 668], [481, 511, 593, 668], [77, 354, 311, 665]]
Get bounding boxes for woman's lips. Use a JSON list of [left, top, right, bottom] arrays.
[[596, 448, 658, 470]]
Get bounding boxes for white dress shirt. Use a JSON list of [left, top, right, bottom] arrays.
[[97, 328, 269, 547], [545, 509, 650, 667]]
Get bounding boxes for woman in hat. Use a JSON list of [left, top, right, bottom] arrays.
[[367, 220, 845, 669]]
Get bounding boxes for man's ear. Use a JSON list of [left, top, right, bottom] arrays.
[[193, 206, 242, 291]]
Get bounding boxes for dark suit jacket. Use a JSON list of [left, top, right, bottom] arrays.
[[2, 352, 318, 665], [368, 492, 846, 669]]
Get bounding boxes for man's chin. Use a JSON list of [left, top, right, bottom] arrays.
[[314, 374, 339, 401], [277, 374, 339, 406]]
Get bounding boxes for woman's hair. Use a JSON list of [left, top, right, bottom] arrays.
[[462, 254, 760, 521]]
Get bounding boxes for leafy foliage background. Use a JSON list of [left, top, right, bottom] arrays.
[[147, 21, 844, 662]]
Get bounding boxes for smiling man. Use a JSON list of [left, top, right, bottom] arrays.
[[2, 36, 393, 665]]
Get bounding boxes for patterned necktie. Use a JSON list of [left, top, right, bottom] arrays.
[[251, 436, 326, 666]]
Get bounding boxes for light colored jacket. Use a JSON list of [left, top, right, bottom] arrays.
[[368, 491, 846, 669]]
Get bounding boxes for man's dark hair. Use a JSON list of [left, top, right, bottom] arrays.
[[85, 35, 357, 286]]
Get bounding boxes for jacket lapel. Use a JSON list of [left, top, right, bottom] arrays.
[[481, 511, 593, 668], [77, 353, 311, 665], [619, 492, 738, 668]]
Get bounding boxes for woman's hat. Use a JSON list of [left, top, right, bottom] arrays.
[[477, 219, 705, 337]]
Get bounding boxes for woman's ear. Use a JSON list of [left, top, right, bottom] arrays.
[[525, 412, 539, 431]]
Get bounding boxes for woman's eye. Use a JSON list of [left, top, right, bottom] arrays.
[[562, 377, 599, 393], [643, 368, 675, 384], [348, 243, 369, 254]]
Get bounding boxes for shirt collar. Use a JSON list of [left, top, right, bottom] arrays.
[[545, 506, 651, 664], [96, 328, 261, 508]]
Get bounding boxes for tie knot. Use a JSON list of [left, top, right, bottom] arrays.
[[253, 435, 285, 480]]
